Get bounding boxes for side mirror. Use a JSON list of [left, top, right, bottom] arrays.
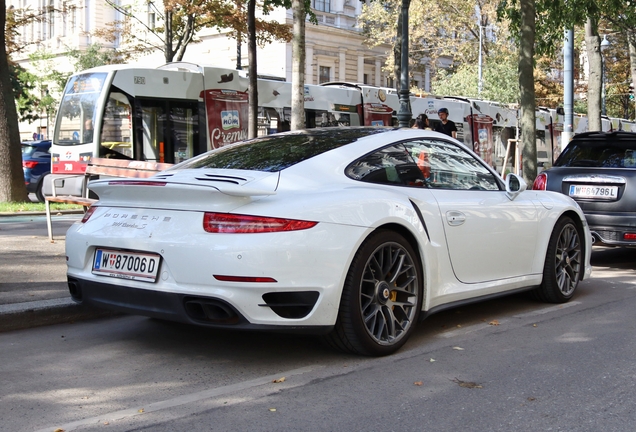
[[505, 173, 527, 200]]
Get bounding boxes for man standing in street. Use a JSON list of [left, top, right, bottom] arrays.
[[434, 108, 457, 138]]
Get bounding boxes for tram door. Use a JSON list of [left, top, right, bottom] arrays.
[[133, 98, 202, 164]]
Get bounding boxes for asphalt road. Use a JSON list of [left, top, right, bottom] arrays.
[[1, 246, 634, 431]]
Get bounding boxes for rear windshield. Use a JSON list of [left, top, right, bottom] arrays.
[[555, 139, 636, 168], [21, 145, 36, 156], [173, 128, 389, 172]]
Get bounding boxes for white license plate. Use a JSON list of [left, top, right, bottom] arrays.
[[92, 249, 161, 282], [569, 184, 619, 200]]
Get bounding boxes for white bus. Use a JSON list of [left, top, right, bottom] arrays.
[[47, 63, 397, 196]]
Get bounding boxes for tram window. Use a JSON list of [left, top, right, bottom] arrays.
[[100, 92, 133, 159]]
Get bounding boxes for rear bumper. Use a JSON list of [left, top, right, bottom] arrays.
[[586, 212, 636, 246], [67, 276, 333, 335]]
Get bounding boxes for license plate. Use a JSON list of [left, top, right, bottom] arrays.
[[569, 184, 618, 200], [92, 249, 161, 282]]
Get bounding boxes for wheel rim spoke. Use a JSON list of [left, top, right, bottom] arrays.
[[360, 242, 419, 346], [554, 225, 581, 296]]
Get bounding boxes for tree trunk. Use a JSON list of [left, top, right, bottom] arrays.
[[247, 0, 258, 138], [291, 0, 306, 130], [0, 0, 29, 203], [628, 32, 636, 119], [519, 0, 536, 184], [585, 18, 602, 131], [165, 9, 174, 63]]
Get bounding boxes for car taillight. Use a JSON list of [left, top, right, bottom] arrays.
[[81, 206, 98, 223], [624, 233, 636, 241], [532, 173, 548, 190], [203, 212, 318, 233], [213, 275, 277, 283], [23, 161, 38, 169]]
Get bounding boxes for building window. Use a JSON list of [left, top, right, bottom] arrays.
[[312, 0, 330, 13], [148, 5, 155, 30], [48, 0, 55, 38], [363, 74, 369, 84], [319, 66, 331, 84]]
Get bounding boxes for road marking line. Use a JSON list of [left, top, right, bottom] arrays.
[[33, 366, 317, 432]]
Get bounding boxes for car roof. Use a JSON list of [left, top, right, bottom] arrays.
[[21, 140, 51, 146], [572, 131, 636, 142]]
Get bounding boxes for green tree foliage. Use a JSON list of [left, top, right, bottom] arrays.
[[431, 53, 519, 103], [602, 31, 636, 119], [360, 0, 510, 86]]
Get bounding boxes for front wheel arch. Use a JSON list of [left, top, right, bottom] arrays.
[[534, 215, 583, 303]]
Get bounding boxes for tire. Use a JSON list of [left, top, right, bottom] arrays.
[[323, 230, 423, 356], [534, 217, 583, 303], [35, 179, 46, 203]]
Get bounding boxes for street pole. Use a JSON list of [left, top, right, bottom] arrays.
[[562, 29, 574, 150], [601, 35, 610, 118], [396, 0, 412, 128], [478, 25, 483, 96]]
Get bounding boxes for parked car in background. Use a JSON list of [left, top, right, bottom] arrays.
[[533, 131, 636, 247], [21, 140, 51, 202], [66, 128, 591, 356]]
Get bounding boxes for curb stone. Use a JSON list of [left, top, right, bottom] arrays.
[[0, 298, 120, 333]]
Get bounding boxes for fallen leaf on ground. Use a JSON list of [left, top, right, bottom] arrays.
[[489, 320, 500, 326], [452, 346, 464, 350], [451, 378, 483, 389], [269, 408, 277, 412], [533, 324, 537, 327], [429, 358, 436, 362], [414, 381, 423, 386], [527, 397, 536, 401], [138, 409, 144, 413], [272, 377, 286, 383]]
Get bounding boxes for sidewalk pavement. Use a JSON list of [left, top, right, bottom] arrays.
[[0, 211, 116, 332]]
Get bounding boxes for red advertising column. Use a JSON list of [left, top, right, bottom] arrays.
[[362, 103, 394, 126], [202, 89, 249, 149], [466, 114, 494, 166]]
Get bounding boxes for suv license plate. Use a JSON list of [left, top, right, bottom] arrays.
[[569, 185, 618, 200], [92, 249, 161, 282]]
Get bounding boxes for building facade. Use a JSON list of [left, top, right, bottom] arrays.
[[10, 0, 427, 140]]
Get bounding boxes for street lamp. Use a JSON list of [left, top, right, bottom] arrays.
[[396, 0, 412, 128], [601, 34, 610, 116]]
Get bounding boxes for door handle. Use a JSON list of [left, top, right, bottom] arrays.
[[446, 211, 466, 226]]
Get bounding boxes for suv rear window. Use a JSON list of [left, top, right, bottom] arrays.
[[173, 128, 389, 172], [555, 138, 636, 168]]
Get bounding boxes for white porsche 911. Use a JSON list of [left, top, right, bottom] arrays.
[[66, 128, 592, 356]]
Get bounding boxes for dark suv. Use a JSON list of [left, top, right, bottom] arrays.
[[533, 131, 636, 246], [21, 140, 51, 202]]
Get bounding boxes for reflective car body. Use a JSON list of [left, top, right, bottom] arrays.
[[66, 128, 592, 355], [534, 131, 636, 246], [21, 140, 52, 202]]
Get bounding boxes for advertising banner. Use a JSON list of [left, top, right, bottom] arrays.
[[202, 89, 249, 149]]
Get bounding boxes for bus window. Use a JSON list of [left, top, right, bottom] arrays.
[[135, 99, 199, 163], [54, 72, 106, 145], [100, 91, 133, 159], [138, 103, 166, 162], [171, 105, 198, 163]]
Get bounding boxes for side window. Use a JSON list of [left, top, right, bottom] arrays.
[[404, 139, 501, 190], [345, 144, 426, 187]]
